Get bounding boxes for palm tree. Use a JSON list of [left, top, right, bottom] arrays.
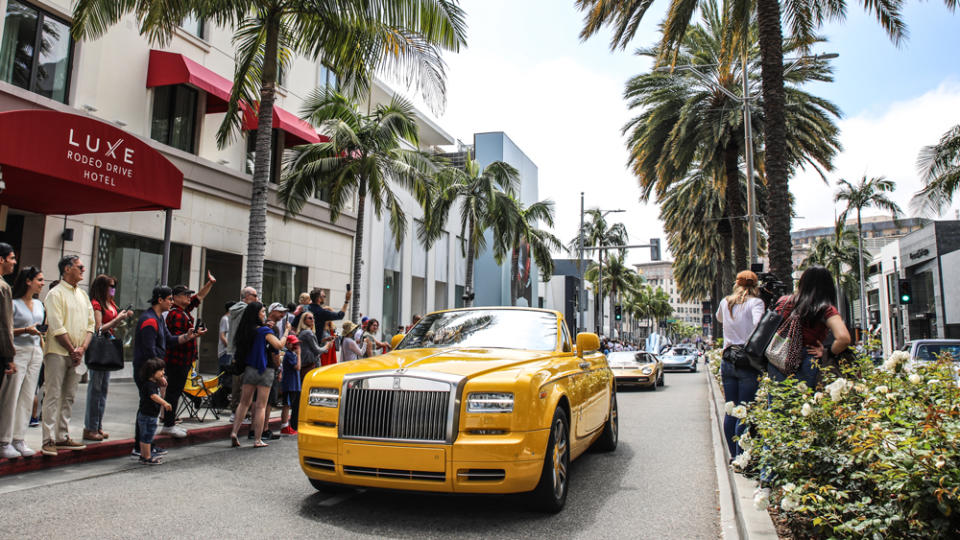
[[577, 0, 909, 286], [801, 221, 862, 322], [913, 124, 960, 215], [71, 0, 467, 292], [278, 89, 435, 322], [418, 157, 520, 307], [496, 197, 562, 307], [585, 254, 643, 337], [835, 175, 902, 337], [569, 209, 628, 334], [622, 0, 840, 279]]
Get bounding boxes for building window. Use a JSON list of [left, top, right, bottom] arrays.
[[246, 129, 281, 183], [412, 220, 427, 318], [262, 260, 307, 306], [319, 64, 338, 90], [151, 84, 199, 152], [383, 219, 403, 335], [179, 14, 205, 39], [434, 231, 449, 311], [0, 0, 72, 103]]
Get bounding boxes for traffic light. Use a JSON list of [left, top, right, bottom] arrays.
[[898, 279, 912, 304], [650, 238, 661, 261], [614, 305, 622, 321]]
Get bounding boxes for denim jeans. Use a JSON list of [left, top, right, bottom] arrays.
[[84, 369, 111, 432], [766, 353, 820, 388], [720, 358, 760, 457], [137, 411, 158, 444]]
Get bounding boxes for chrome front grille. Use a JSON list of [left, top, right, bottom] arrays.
[[338, 372, 463, 443], [343, 466, 445, 482]]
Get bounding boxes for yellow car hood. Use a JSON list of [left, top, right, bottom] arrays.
[[314, 348, 558, 380]]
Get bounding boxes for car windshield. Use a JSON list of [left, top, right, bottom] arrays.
[[396, 309, 558, 351], [607, 352, 642, 364], [669, 348, 694, 356], [916, 344, 960, 362]]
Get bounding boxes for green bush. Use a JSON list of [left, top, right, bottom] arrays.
[[739, 352, 960, 539]]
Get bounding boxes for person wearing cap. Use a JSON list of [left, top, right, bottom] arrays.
[[295, 287, 351, 329], [340, 320, 369, 362], [716, 270, 765, 460], [255, 302, 290, 441], [160, 272, 215, 438], [279, 334, 301, 435]]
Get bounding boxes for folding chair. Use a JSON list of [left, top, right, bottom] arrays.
[[175, 362, 222, 423]]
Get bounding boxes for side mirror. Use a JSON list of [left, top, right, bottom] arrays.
[[390, 334, 405, 349], [576, 332, 600, 357]]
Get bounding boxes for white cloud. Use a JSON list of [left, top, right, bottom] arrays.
[[792, 80, 960, 228]]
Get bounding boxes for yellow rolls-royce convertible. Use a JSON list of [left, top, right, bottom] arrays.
[[298, 307, 618, 512]]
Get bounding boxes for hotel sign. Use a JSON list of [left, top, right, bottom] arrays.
[[909, 248, 930, 261]]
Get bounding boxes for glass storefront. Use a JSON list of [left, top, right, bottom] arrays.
[[412, 220, 427, 317], [262, 259, 307, 306], [383, 219, 403, 334], [0, 0, 72, 103], [434, 231, 448, 310]]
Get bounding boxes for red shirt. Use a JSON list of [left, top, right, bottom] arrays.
[[776, 296, 840, 348], [91, 299, 119, 336], [164, 296, 201, 367]]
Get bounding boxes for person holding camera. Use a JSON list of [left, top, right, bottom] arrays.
[[716, 270, 766, 459], [83, 274, 133, 442], [0, 266, 45, 458], [161, 275, 215, 438]]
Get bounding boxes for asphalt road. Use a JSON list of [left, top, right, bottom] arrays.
[[0, 369, 719, 539]]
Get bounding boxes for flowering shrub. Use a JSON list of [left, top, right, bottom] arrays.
[[740, 352, 960, 538]]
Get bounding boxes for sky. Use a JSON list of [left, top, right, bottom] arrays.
[[425, 0, 960, 266]]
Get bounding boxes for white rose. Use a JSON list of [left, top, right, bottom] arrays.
[[782, 482, 796, 493], [909, 373, 922, 384], [725, 401, 735, 415], [732, 450, 751, 469], [738, 433, 753, 451], [854, 383, 868, 393], [796, 381, 808, 393], [936, 457, 946, 469], [928, 379, 940, 386], [753, 488, 770, 510], [801, 403, 813, 417], [813, 392, 823, 402], [780, 495, 799, 512], [874, 385, 889, 394], [731, 405, 748, 419]]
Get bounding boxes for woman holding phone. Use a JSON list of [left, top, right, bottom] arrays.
[[0, 267, 46, 458], [83, 274, 133, 442]]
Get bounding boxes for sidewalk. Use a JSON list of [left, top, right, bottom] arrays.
[[0, 376, 280, 477]]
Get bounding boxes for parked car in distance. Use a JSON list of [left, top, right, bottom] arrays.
[[298, 308, 618, 513], [901, 339, 960, 381], [606, 351, 663, 390], [660, 346, 699, 372]]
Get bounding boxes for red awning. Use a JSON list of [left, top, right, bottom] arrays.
[[0, 110, 183, 215], [146, 50, 233, 113], [241, 104, 323, 146]]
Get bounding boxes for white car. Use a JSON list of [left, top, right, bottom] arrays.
[[901, 340, 960, 381], [660, 346, 699, 372]]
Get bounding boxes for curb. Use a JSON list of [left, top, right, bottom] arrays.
[[705, 365, 779, 540], [0, 417, 281, 477]]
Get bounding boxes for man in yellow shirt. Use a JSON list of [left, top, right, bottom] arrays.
[[41, 255, 95, 456]]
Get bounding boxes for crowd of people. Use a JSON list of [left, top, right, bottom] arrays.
[[0, 242, 408, 465]]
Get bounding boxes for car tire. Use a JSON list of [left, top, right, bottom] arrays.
[[594, 392, 619, 451], [531, 407, 570, 513], [658, 373, 664, 387]]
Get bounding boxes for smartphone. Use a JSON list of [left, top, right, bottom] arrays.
[[194, 317, 203, 331], [36, 324, 48, 333], [124, 304, 133, 312], [346, 283, 351, 292]]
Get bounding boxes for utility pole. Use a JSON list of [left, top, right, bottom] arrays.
[[577, 192, 585, 333], [742, 50, 758, 265]]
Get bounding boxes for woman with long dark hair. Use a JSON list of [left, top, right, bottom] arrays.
[[770, 266, 851, 387], [0, 266, 45, 458], [230, 302, 288, 448], [717, 271, 765, 458], [83, 274, 133, 442]]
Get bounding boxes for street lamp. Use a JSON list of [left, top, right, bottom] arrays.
[[596, 208, 625, 337], [654, 52, 837, 267], [575, 198, 624, 335]]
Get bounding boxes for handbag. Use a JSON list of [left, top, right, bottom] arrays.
[[722, 345, 753, 370], [764, 300, 805, 375], [743, 309, 783, 372], [84, 331, 124, 371]]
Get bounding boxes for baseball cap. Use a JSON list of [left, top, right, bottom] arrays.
[[268, 302, 288, 313], [285, 335, 299, 347], [171, 285, 195, 296]]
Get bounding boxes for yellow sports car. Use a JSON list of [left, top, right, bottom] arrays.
[[298, 307, 618, 512], [607, 351, 664, 390]]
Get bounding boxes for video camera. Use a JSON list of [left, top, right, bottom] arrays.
[[757, 272, 787, 309]]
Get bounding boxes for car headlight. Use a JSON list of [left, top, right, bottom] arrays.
[[308, 387, 339, 407], [641, 367, 653, 375], [466, 392, 514, 413]]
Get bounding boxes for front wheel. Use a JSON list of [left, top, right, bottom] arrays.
[[531, 407, 570, 513], [594, 392, 619, 451]]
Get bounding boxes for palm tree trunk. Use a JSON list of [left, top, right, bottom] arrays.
[[725, 141, 747, 272], [856, 210, 866, 342], [510, 245, 519, 306], [464, 217, 476, 308], [756, 0, 792, 289], [244, 11, 281, 294], [351, 181, 367, 323]]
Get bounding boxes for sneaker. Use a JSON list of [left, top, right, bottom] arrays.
[[131, 448, 141, 459], [0, 444, 21, 459], [280, 426, 298, 436], [160, 426, 188, 438], [152, 446, 168, 456], [12, 440, 35, 457], [241, 416, 252, 425], [262, 430, 280, 440], [28, 417, 39, 427], [42, 442, 58, 457], [229, 413, 236, 423], [55, 438, 86, 450], [139, 456, 163, 465]]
